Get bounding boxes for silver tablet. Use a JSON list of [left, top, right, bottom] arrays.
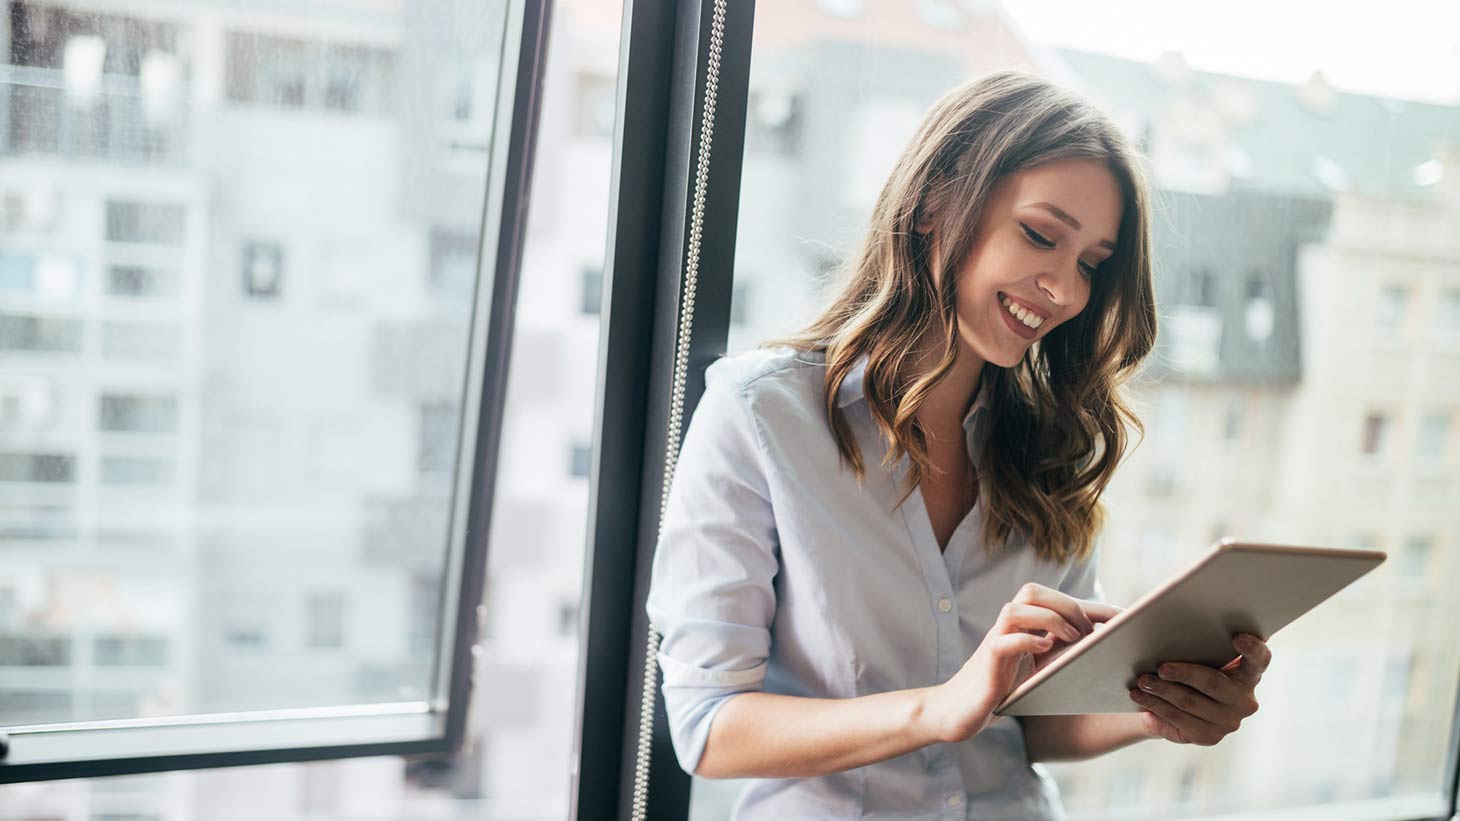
[[994, 539, 1387, 716]]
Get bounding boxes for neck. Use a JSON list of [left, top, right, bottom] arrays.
[[912, 333, 986, 446]]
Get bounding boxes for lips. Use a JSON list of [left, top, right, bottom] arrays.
[[996, 291, 1044, 341]]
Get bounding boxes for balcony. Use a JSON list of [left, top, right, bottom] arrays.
[[1, 64, 188, 165]]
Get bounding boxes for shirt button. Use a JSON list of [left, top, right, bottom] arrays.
[[937, 597, 953, 613], [946, 794, 963, 807]]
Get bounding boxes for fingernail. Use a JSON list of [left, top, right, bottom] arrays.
[[1237, 635, 1254, 650], [1139, 677, 1156, 690], [1158, 665, 1176, 679]]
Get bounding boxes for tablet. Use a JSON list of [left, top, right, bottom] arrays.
[[994, 539, 1386, 716]]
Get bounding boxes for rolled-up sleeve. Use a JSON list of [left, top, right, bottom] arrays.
[[1058, 532, 1106, 604], [645, 358, 780, 775]]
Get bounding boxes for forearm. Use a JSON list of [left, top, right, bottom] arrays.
[[696, 688, 944, 779], [1019, 713, 1153, 763]]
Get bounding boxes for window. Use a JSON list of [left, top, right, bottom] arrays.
[[1400, 536, 1432, 580], [0, 451, 76, 483], [418, 403, 456, 476], [224, 33, 395, 116], [99, 456, 173, 486], [1416, 413, 1450, 462], [427, 230, 477, 303], [106, 265, 176, 298], [730, 279, 751, 327], [1376, 284, 1406, 330], [1222, 395, 1245, 442], [98, 394, 178, 434], [0, 313, 84, 352], [580, 265, 603, 315], [0, 0, 540, 798], [1361, 413, 1388, 456], [94, 635, 170, 667], [557, 600, 578, 638], [306, 593, 346, 650], [1244, 274, 1274, 342], [241, 241, 283, 298], [106, 201, 186, 245], [568, 440, 592, 478], [1438, 288, 1460, 338]]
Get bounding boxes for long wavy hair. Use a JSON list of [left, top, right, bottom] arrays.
[[763, 70, 1157, 566]]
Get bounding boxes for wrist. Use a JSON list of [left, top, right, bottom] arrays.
[[910, 684, 989, 745]]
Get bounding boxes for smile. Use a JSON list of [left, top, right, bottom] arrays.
[[997, 292, 1043, 339]]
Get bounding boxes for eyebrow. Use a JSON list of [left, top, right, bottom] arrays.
[[1027, 202, 1118, 252]]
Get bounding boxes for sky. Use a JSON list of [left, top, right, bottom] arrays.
[[1000, 1, 1460, 105]]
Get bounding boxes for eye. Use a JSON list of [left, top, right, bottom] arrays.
[[1022, 223, 1098, 279]]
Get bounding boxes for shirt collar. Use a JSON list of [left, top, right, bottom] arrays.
[[834, 352, 991, 431]]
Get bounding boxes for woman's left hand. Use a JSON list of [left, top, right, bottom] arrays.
[[1129, 633, 1270, 746]]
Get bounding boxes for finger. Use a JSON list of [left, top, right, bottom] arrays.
[[1134, 674, 1243, 734], [998, 601, 1083, 643], [994, 632, 1053, 660], [1013, 583, 1114, 636], [1234, 634, 1272, 673], [1155, 662, 1246, 706], [1133, 704, 1189, 744], [1129, 687, 1228, 746]]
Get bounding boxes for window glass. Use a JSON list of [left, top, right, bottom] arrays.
[[0, 0, 618, 816], [701, 1, 1460, 818]]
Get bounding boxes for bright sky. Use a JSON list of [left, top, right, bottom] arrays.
[[1001, 1, 1460, 105]]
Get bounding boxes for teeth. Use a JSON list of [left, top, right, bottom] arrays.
[[999, 294, 1043, 329]]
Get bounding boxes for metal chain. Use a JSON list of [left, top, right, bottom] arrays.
[[630, 1, 728, 818]]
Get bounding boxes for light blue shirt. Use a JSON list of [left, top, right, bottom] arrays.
[[646, 345, 1105, 820]]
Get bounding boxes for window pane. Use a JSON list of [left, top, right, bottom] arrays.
[[699, 2, 1460, 818], [0, 0, 617, 816]]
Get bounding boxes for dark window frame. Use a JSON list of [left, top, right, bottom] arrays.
[[0, 0, 551, 785]]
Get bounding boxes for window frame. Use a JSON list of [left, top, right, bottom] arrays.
[[569, 0, 753, 819], [0, 0, 552, 784]]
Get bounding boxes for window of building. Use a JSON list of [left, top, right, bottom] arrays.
[[1222, 395, 1245, 442], [1438, 288, 1460, 338], [98, 394, 178, 434], [0, 313, 84, 352], [1416, 413, 1450, 461], [1360, 413, 1388, 456], [418, 403, 457, 476], [580, 265, 603, 315], [1375, 284, 1406, 330], [0, 451, 76, 483], [568, 441, 592, 478], [1244, 274, 1274, 342], [557, 600, 578, 637], [94, 635, 169, 666], [306, 593, 346, 649], [99, 456, 173, 486], [427, 230, 477, 303], [1400, 536, 1432, 579], [106, 265, 176, 298], [241, 241, 284, 298], [224, 32, 396, 115], [105, 201, 186, 245]]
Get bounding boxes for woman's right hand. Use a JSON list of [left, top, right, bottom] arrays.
[[921, 583, 1123, 744]]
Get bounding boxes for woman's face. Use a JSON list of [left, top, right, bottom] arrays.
[[927, 157, 1123, 369]]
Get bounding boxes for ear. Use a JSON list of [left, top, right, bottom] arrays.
[[914, 184, 952, 236]]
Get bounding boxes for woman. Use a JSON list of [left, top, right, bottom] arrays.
[[646, 70, 1270, 819]]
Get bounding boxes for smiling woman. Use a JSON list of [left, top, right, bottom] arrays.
[[645, 70, 1169, 819]]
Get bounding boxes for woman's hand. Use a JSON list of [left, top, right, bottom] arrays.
[[1129, 634, 1270, 746], [922, 583, 1122, 744]]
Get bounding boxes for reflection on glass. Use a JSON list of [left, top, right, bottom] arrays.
[[703, 2, 1460, 819]]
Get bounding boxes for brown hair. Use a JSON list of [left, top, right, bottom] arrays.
[[763, 70, 1157, 565]]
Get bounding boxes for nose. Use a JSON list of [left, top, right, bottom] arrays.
[[1036, 268, 1079, 308]]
